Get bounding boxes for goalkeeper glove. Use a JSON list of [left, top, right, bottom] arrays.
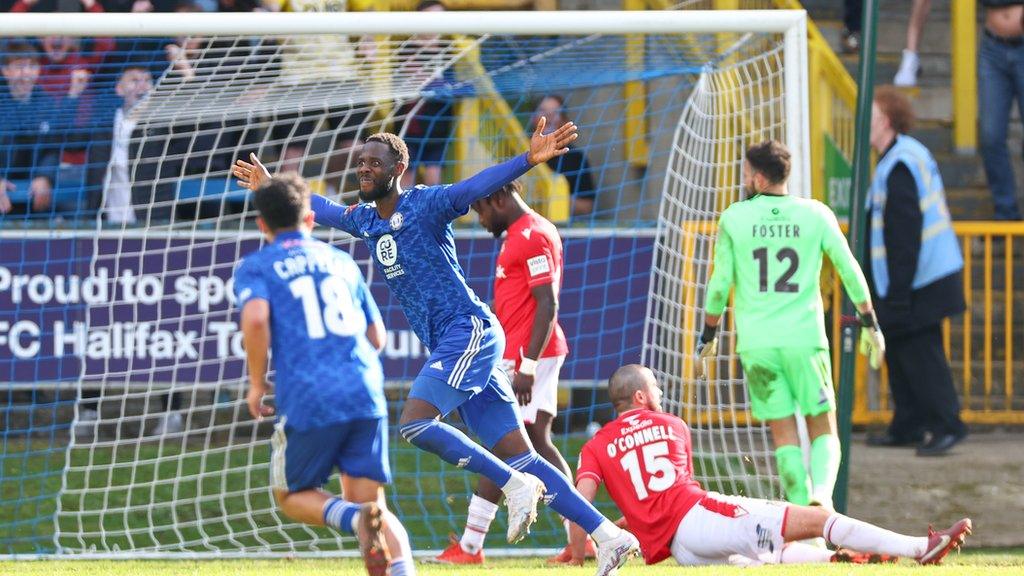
[[857, 310, 886, 369], [694, 323, 719, 379]]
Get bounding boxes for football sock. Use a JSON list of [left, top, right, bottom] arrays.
[[460, 494, 498, 554], [505, 451, 604, 534], [775, 445, 811, 505], [400, 419, 513, 487], [809, 434, 841, 509], [322, 497, 360, 535], [780, 542, 835, 563], [389, 558, 415, 576], [824, 514, 927, 558]]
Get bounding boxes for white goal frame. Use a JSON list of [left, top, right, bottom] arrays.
[[0, 10, 809, 559]]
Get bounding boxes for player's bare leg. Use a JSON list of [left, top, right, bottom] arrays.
[[767, 417, 811, 505], [805, 411, 840, 510], [489, 427, 639, 576], [782, 504, 971, 565], [398, 397, 544, 544], [274, 481, 417, 576]]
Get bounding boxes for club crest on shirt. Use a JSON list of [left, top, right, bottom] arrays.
[[389, 212, 404, 230]]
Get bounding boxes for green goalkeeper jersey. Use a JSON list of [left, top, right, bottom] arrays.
[[704, 193, 870, 352]]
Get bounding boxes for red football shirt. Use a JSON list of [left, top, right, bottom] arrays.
[[494, 210, 569, 363], [576, 409, 707, 564]]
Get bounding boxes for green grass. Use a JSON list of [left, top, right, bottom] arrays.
[[1, 550, 1023, 576], [2, 434, 763, 556]]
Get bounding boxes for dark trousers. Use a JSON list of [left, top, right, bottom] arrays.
[[885, 324, 967, 440], [844, 0, 862, 33]]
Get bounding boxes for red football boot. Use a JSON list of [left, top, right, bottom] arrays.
[[547, 538, 597, 564], [918, 518, 972, 565], [831, 548, 898, 564], [356, 502, 391, 576], [429, 534, 485, 565]]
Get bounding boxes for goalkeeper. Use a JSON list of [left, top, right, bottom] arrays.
[[699, 140, 884, 510]]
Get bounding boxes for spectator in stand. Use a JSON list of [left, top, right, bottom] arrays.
[[979, 0, 1024, 221], [529, 95, 597, 217], [8, 0, 103, 13], [37, 35, 114, 98], [841, 0, 862, 54], [865, 87, 967, 457], [893, 0, 931, 87], [398, 0, 453, 189], [0, 42, 69, 215]]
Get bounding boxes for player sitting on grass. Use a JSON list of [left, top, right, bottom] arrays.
[[568, 364, 972, 567], [233, 119, 640, 576], [234, 174, 416, 576], [699, 139, 885, 511]]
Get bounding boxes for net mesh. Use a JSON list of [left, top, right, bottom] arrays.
[[0, 20, 797, 556]]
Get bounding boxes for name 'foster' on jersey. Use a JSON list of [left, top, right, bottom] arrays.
[[705, 195, 870, 352]]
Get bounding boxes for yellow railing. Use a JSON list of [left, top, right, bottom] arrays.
[[830, 222, 1024, 425], [951, 0, 977, 153]]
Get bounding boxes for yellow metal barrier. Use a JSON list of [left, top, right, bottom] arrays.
[[833, 222, 1024, 426], [951, 0, 977, 153]]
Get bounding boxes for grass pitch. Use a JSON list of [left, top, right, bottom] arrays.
[[2, 550, 1023, 576]]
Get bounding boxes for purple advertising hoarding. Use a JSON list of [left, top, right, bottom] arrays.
[[0, 231, 653, 385]]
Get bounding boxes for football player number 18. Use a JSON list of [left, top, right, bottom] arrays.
[[620, 441, 676, 500], [289, 275, 361, 339]]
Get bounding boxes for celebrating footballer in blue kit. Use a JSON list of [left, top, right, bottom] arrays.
[[233, 118, 641, 576], [232, 173, 416, 576]]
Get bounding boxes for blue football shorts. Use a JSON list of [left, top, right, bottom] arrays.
[[270, 416, 391, 492], [408, 315, 525, 448]]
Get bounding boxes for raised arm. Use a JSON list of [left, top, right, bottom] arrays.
[[446, 116, 579, 213], [233, 153, 356, 234]]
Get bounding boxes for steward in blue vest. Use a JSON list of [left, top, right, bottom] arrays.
[[864, 87, 967, 457], [864, 134, 966, 337]]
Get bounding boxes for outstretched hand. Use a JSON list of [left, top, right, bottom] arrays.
[[233, 153, 272, 192], [527, 116, 578, 166]]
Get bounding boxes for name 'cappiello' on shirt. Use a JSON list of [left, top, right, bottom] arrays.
[[310, 154, 532, 350], [704, 194, 870, 352], [233, 231, 385, 431]]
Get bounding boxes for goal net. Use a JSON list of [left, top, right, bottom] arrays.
[[0, 10, 808, 557]]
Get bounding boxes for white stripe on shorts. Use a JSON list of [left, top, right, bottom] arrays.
[[448, 316, 485, 388]]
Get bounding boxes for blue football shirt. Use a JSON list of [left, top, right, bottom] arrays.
[[233, 231, 385, 431], [311, 154, 532, 350]]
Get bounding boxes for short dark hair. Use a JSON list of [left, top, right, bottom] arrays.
[[253, 173, 310, 231], [874, 86, 915, 134], [416, 0, 445, 10], [3, 42, 40, 67], [366, 132, 410, 167], [493, 179, 522, 198], [745, 140, 791, 185]]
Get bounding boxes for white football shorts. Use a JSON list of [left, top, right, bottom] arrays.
[[500, 355, 565, 424], [671, 492, 788, 566]]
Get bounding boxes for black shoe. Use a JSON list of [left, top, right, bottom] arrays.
[[916, 433, 965, 457], [866, 433, 922, 448]]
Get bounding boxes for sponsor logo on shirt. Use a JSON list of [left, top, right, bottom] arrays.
[[430, 360, 444, 370], [375, 234, 405, 279], [527, 255, 550, 277], [389, 212, 404, 231], [521, 228, 532, 240]]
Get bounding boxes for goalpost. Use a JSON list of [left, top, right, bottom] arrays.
[[0, 9, 808, 557]]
